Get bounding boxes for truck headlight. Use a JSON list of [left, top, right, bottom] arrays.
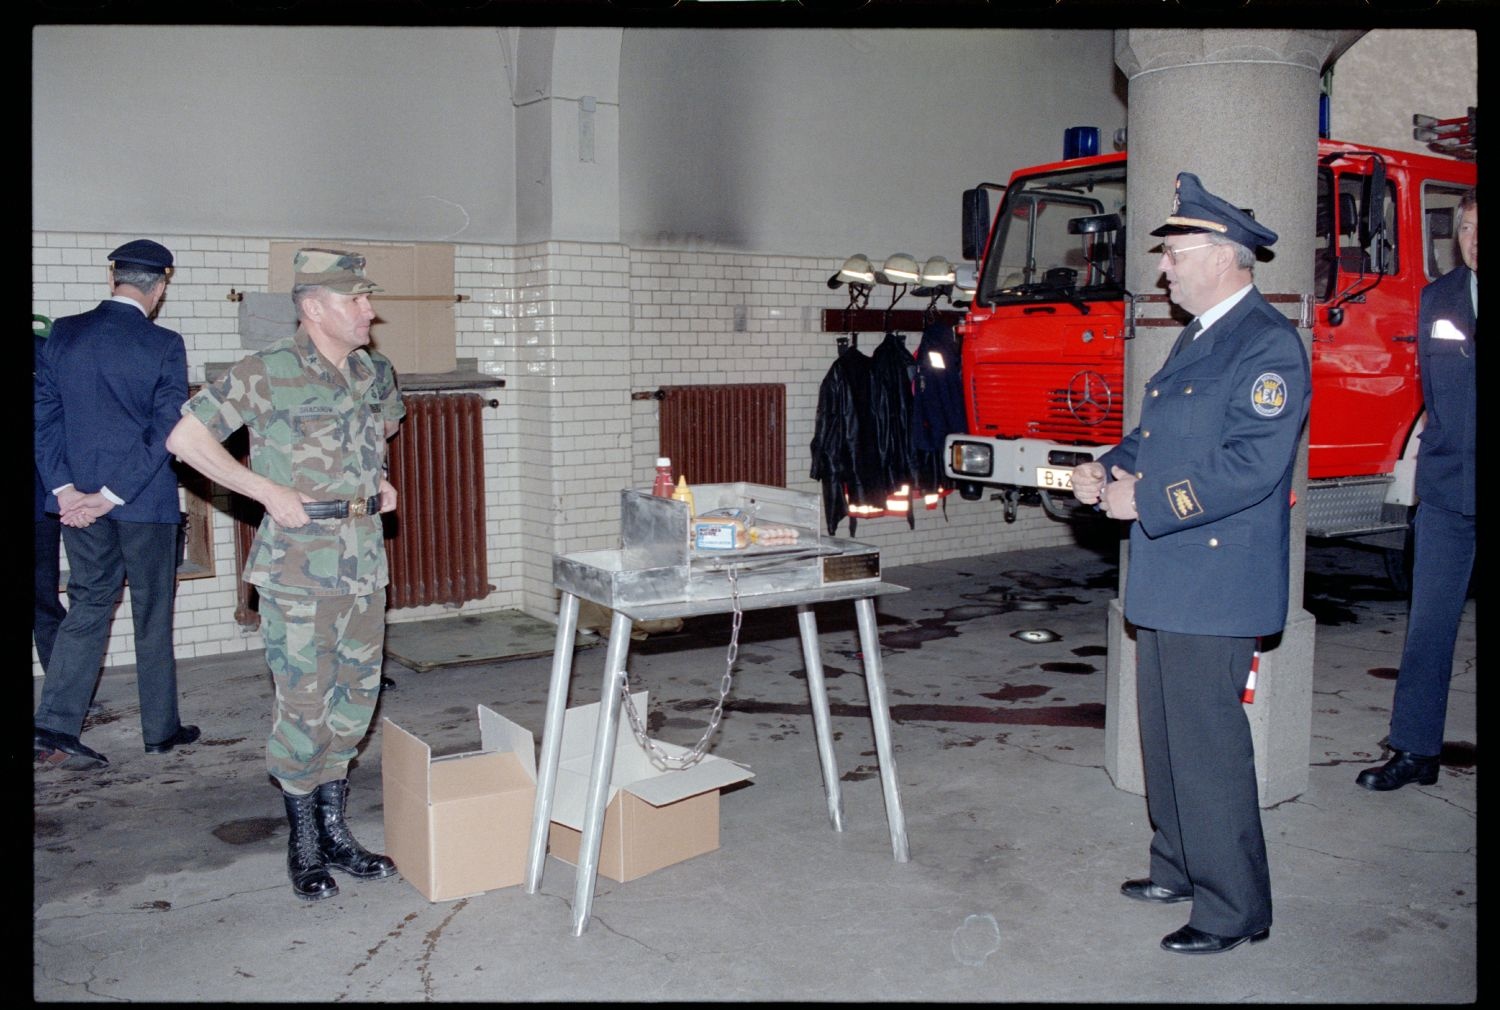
[[950, 440, 993, 478]]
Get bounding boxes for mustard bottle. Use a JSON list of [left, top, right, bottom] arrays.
[[671, 475, 696, 516]]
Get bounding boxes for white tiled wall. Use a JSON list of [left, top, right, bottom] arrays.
[[33, 233, 1079, 676]]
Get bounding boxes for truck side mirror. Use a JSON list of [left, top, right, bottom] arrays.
[[962, 189, 991, 263]]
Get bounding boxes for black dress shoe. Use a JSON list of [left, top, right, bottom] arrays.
[[144, 724, 201, 754], [1161, 924, 1270, 954], [34, 727, 109, 768], [1356, 749, 1440, 791], [1121, 878, 1192, 904]]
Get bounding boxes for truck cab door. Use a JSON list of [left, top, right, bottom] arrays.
[[1310, 163, 1419, 480]]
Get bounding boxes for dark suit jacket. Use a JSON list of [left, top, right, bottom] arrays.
[[34, 333, 49, 523], [34, 299, 188, 524], [1414, 265, 1476, 516], [1099, 287, 1311, 638]]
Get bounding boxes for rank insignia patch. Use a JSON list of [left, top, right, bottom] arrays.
[[1167, 480, 1202, 520], [1251, 372, 1288, 417]]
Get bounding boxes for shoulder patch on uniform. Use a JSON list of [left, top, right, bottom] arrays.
[[1166, 480, 1202, 520], [1251, 372, 1288, 417]]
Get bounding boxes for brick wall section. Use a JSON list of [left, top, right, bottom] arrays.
[[33, 232, 1079, 674]]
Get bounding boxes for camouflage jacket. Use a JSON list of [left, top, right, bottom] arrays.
[[183, 329, 405, 597]]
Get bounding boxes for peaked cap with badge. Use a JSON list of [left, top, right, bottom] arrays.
[[1151, 172, 1278, 251], [109, 239, 175, 274]]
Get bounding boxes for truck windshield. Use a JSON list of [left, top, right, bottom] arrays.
[[978, 164, 1128, 307]]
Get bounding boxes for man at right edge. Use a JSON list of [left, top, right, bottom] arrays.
[[1357, 187, 1476, 791]]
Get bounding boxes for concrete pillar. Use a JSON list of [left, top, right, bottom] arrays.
[[1104, 29, 1363, 806], [513, 27, 623, 244], [509, 28, 634, 618]]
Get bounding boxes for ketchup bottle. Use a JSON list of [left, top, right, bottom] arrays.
[[651, 457, 675, 497]]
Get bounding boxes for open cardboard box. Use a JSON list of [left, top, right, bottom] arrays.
[[548, 692, 754, 882], [381, 706, 536, 902]]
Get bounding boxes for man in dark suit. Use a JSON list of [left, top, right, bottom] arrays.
[[34, 239, 199, 768], [1071, 173, 1310, 955], [1357, 188, 1477, 791], [34, 323, 67, 673]]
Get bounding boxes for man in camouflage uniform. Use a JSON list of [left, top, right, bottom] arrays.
[[166, 249, 405, 901]]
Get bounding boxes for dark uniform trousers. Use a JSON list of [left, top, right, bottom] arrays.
[[1136, 629, 1271, 937], [34, 517, 181, 743], [1389, 501, 1474, 757], [33, 513, 67, 670], [1387, 264, 1476, 758]]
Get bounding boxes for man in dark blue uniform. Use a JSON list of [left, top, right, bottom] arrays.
[[1071, 173, 1310, 955], [1357, 188, 1476, 791], [34, 239, 199, 768], [34, 321, 67, 673]]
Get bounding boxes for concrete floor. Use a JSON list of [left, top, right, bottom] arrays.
[[32, 539, 1476, 1002]]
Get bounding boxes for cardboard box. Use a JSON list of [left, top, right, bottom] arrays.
[[548, 692, 754, 882], [381, 706, 536, 902]]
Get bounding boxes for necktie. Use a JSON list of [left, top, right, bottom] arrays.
[[1167, 318, 1202, 361]]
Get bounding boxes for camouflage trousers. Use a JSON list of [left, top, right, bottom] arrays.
[[260, 588, 386, 795]]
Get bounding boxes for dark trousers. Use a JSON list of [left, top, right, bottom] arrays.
[[1136, 628, 1271, 937], [1389, 501, 1475, 757], [34, 515, 67, 672], [34, 517, 181, 743]]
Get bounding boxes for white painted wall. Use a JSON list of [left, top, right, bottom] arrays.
[[619, 28, 1128, 258], [32, 26, 520, 243], [1329, 29, 1477, 156]]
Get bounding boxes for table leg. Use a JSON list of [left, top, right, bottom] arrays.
[[855, 595, 909, 862], [570, 608, 635, 936], [526, 592, 581, 894], [796, 604, 845, 831]]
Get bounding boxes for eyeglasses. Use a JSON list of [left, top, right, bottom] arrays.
[[1160, 242, 1216, 265]]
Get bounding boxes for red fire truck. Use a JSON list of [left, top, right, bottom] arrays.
[[944, 141, 1476, 560]]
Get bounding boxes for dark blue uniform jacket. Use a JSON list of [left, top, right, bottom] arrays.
[[34, 300, 188, 524], [1413, 265, 1476, 517], [1099, 288, 1310, 638]]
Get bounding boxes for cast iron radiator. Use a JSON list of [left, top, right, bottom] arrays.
[[657, 383, 786, 487], [228, 392, 491, 625], [384, 392, 490, 609]]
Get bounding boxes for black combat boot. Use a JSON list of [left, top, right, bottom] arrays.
[[284, 789, 339, 901], [315, 779, 397, 880]]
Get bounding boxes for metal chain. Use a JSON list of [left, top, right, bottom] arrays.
[[621, 564, 741, 771]]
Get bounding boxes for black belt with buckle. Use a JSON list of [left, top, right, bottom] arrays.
[[303, 496, 381, 520]]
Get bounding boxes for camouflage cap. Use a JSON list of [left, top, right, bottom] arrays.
[[292, 248, 383, 295]]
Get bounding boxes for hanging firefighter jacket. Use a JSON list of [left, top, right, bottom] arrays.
[[869, 331, 918, 529], [910, 320, 966, 498], [811, 331, 928, 534], [809, 344, 883, 535]]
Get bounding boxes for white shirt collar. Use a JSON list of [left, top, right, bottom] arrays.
[[109, 294, 148, 316], [1193, 283, 1255, 337]]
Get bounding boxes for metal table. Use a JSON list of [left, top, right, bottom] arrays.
[[524, 575, 910, 936]]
